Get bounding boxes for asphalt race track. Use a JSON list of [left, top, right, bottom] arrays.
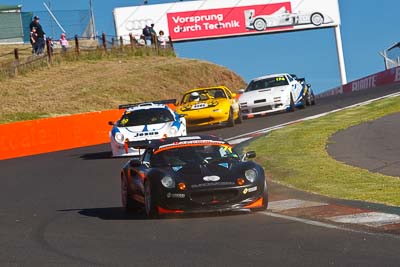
[[328, 112, 400, 177], [1, 84, 400, 266]]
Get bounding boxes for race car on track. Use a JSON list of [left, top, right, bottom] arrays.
[[175, 86, 242, 129], [108, 100, 187, 157], [297, 77, 316, 106], [238, 73, 304, 118], [120, 135, 268, 218], [290, 74, 316, 106], [247, 6, 333, 31]]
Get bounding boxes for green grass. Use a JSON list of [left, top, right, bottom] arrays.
[[246, 96, 400, 206]]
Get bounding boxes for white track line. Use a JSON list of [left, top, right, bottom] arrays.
[[268, 199, 328, 212], [328, 212, 400, 227], [261, 212, 400, 239]]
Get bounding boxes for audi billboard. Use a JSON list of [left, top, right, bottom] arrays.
[[113, 0, 341, 42]]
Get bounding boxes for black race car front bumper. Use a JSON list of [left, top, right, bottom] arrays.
[[156, 183, 266, 214]]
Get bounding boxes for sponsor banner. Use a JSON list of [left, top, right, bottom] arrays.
[[318, 66, 400, 98], [113, 0, 340, 42]]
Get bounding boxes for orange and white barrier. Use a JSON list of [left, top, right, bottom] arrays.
[[0, 109, 123, 160]]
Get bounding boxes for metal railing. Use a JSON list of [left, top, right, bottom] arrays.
[[0, 33, 175, 79], [380, 41, 400, 70]]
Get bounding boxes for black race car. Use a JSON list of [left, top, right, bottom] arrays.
[[120, 135, 268, 218]]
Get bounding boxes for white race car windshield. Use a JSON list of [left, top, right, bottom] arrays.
[[118, 108, 174, 127], [245, 76, 289, 92]]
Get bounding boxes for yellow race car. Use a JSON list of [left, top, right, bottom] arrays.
[[176, 86, 242, 129]]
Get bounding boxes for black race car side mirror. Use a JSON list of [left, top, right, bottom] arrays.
[[245, 151, 256, 159], [108, 121, 114, 126]]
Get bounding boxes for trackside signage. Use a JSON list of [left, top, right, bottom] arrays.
[[317, 66, 400, 98], [113, 0, 340, 42]]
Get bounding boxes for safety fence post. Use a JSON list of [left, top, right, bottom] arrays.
[[119, 36, 123, 49], [129, 33, 134, 49], [46, 38, 52, 65], [74, 35, 80, 56], [102, 32, 107, 51]]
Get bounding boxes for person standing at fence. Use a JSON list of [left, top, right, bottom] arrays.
[[150, 23, 157, 45], [157, 30, 167, 49], [142, 25, 152, 47], [59, 33, 69, 52], [29, 16, 46, 55], [30, 27, 38, 55]]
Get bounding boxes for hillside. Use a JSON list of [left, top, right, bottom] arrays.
[[0, 55, 246, 124]]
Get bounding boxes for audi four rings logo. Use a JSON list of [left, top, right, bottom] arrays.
[[203, 175, 220, 182], [125, 19, 154, 31]]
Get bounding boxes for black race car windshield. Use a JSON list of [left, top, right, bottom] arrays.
[[152, 144, 239, 167], [118, 108, 174, 127], [245, 76, 289, 92]]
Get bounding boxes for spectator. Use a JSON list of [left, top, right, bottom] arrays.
[[150, 23, 157, 45], [150, 23, 156, 36], [59, 33, 69, 52], [157, 30, 167, 48], [142, 25, 152, 47], [47, 37, 54, 54], [29, 16, 45, 55], [30, 27, 38, 55]]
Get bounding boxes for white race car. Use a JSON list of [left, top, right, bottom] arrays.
[[238, 73, 304, 118], [247, 7, 333, 31], [109, 100, 187, 157]]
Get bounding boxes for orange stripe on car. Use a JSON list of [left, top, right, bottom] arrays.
[[244, 197, 264, 209], [157, 206, 184, 214]]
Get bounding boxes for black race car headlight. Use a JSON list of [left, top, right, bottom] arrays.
[[245, 169, 257, 183], [161, 176, 175, 188], [115, 132, 124, 143]]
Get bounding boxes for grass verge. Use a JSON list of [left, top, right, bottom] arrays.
[[0, 54, 246, 124], [246, 96, 400, 206]]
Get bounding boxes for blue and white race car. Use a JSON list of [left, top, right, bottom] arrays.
[[109, 100, 187, 157], [238, 73, 304, 119]]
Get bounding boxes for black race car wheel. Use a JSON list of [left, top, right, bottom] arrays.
[[300, 95, 306, 109], [121, 175, 139, 212], [305, 92, 312, 106], [144, 180, 159, 219], [235, 109, 243, 124], [311, 93, 316, 105], [288, 94, 295, 112], [227, 109, 235, 127]]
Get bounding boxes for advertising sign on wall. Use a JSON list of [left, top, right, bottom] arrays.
[[113, 0, 340, 42]]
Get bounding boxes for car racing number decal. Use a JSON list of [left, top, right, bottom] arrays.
[[275, 76, 286, 81], [120, 118, 129, 126], [191, 103, 208, 109]]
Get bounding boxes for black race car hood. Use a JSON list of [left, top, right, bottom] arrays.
[[170, 159, 243, 187]]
